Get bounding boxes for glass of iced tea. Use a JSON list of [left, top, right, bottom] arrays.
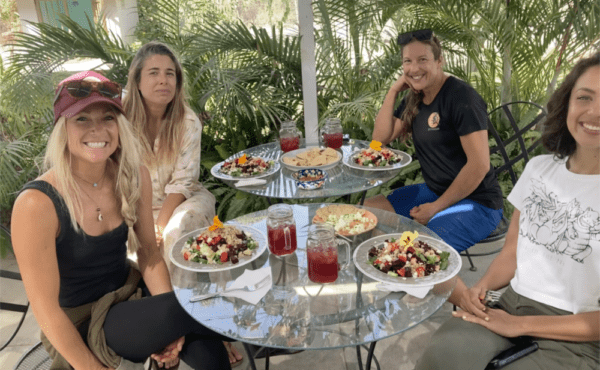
[[279, 121, 302, 152], [306, 224, 350, 283], [266, 204, 297, 256], [320, 118, 343, 149]]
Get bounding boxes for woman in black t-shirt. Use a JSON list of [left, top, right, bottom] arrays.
[[365, 29, 503, 253]]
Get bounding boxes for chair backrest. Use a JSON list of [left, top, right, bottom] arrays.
[[0, 225, 30, 352], [487, 101, 547, 187]]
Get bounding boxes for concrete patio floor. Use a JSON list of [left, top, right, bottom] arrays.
[[1, 239, 502, 370]]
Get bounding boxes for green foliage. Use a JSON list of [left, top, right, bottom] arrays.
[[1, 0, 599, 227]]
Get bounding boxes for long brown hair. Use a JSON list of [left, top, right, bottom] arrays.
[[123, 42, 187, 168], [399, 36, 443, 132], [542, 51, 600, 158]]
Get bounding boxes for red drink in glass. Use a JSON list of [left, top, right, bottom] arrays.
[[307, 247, 338, 283], [267, 224, 297, 256], [323, 132, 343, 149], [280, 136, 300, 152]]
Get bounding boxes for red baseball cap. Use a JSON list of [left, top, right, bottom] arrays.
[[53, 70, 124, 124]]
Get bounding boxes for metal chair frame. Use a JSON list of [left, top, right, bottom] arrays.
[[461, 101, 547, 271], [1, 225, 31, 352]]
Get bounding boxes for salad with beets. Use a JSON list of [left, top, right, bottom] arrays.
[[353, 148, 402, 167], [220, 156, 274, 177], [182, 226, 258, 265], [367, 231, 450, 278]]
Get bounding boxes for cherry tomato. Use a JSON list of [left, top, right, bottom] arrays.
[[220, 252, 228, 263]]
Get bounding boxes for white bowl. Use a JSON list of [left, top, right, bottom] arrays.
[[280, 147, 342, 171]]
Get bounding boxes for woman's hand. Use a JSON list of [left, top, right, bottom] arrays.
[[409, 202, 439, 225], [391, 74, 415, 95], [151, 337, 184, 368], [458, 285, 489, 318], [453, 308, 524, 338]]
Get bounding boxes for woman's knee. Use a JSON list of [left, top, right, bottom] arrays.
[[363, 194, 396, 213]]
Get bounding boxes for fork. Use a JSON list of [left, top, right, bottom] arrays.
[[189, 276, 271, 302], [482, 290, 503, 308]]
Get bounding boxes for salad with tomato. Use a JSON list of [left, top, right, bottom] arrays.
[[352, 148, 402, 167], [368, 232, 450, 278], [220, 156, 274, 177], [182, 226, 258, 265]]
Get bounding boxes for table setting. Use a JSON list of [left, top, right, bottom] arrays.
[[208, 119, 413, 202], [170, 203, 460, 370]]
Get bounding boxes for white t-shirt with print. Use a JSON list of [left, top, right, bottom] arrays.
[[508, 155, 600, 314]]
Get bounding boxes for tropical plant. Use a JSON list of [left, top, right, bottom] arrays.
[[1, 0, 598, 229]]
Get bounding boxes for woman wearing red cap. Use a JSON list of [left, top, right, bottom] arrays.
[[11, 71, 231, 369], [123, 42, 243, 367]]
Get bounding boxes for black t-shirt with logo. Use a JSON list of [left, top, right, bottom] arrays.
[[393, 76, 503, 210]]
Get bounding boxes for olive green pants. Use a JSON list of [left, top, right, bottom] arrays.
[[415, 286, 599, 370]]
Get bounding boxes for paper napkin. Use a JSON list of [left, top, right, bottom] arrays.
[[220, 267, 272, 305], [376, 283, 432, 299], [234, 179, 267, 187]]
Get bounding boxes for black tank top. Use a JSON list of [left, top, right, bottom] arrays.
[[21, 181, 130, 308]]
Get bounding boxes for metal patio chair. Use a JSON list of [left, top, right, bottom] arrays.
[[461, 101, 547, 271]]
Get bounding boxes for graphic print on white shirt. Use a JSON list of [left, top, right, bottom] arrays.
[[521, 178, 599, 264]]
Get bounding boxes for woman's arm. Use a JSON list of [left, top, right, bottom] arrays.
[[410, 130, 491, 224], [458, 305, 599, 342], [373, 75, 412, 146], [135, 166, 173, 295], [451, 212, 520, 312], [11, 190, 112, 370], [156, 112, 203, 235], [155, 193, 185, 237]]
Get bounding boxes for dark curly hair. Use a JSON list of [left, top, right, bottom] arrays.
[[542, 51, 600, 158]]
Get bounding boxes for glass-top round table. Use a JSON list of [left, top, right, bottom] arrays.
[[211, 140, 412, 201], [171, 204, 456, 370]]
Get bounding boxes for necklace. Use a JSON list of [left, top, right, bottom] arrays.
[[74, 172, 106, 222], [73, 170, 106, 187]]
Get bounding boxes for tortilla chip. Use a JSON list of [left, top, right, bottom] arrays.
[[323, 148, 338, 158]]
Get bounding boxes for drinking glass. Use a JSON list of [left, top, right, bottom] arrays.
[[306, 224, 350, 283], [266, 204, 297, 256], [319, 118, 343, 149], [279, 121, 302, 152]]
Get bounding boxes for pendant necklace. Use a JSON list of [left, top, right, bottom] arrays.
[[74, 171, 107, 222]]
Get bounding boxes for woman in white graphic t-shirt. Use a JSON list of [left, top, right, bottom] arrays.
[[415, 52, 600, 370]]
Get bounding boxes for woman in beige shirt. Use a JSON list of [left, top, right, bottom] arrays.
[[123, 42, 243, 367]]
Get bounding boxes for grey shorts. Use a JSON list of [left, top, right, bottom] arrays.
[[415, 286, 599, 370]]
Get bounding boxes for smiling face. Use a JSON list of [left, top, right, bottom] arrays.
[[138, 54, 177, 110], [567, 65, 600, 152], [65, 102, 119, 165], [401, 40, 444, 98]]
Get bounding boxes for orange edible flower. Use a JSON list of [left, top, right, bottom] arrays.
[[208, 215, 224, 231], [238, 154, 247, 164], [369, 140, 382, 151]]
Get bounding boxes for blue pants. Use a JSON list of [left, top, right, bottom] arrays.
[[387, 183, 503, 252]]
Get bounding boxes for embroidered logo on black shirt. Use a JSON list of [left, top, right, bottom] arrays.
[[428, 112, 440, 130]]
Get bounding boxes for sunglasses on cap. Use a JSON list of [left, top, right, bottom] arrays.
[[53, 80, 122, 106], [397, 29, 434, 45]]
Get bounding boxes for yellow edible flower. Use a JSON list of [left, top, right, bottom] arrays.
[[238, 154, 247, 164], [369, 140, 382, 151], [208, 215, 224, 231], [400, 230, 419, 250]]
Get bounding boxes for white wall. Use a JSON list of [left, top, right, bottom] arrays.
[[15, 1, 40, 34], [15, 0, 139, 44]]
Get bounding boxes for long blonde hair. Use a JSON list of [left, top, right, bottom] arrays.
[[123, 42, 187, 168], [44, 112, 143, 253]]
